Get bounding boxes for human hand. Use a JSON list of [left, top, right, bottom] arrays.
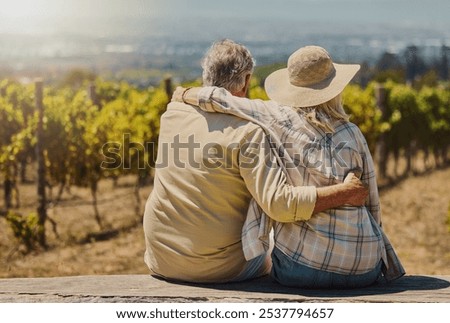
[[343, 172, 368, 206], [171, 86, 186, 102]]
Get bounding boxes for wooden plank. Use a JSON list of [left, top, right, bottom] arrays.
[[0, 275, 448, 303]]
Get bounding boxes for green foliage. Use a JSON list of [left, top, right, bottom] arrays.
[[95, 79, 126, 105], [59, 68, 97, 89], [180, 79, 202, 88], [248, 77, 269, 100], [342, 83, 387, 153], [415, 70, 439, 89], [252, 63, 285, 85], [32, 80, 168, 191], [417, 86, 450, 150], [0, 78, 171, 232], [0, 81, 35, 181], [387, 84, 421, 145], [1, 77, 449, 239], [93, 82, 168, 179], [6, 211, 42, 252], [372, 69, 405, 83]]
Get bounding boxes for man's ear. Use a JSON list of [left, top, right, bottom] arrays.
[[232, 74, 252, 97]]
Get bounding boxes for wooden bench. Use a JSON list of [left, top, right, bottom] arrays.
[[0, 274, 448, 302]]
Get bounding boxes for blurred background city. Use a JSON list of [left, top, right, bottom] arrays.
[[0, 0, 449, 86]]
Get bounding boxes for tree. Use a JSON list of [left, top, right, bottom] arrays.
[[404, 45, 427, 86], [373, 51, 405, 83], [59, 68, 97, 89]]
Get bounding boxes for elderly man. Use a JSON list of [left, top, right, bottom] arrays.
[[143, 39, 368, 283]]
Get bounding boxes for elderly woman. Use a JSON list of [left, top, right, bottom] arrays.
[[177, 45, 404, 288]]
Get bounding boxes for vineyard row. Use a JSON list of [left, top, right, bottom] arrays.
[[0, 78, 449, 250]]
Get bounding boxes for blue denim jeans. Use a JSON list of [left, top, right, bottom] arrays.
[[271, 247, 382, 289], [231, 253, 272, 282]]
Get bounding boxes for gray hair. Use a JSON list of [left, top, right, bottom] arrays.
[[201, 39, 255, 93]]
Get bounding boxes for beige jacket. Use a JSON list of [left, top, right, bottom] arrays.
[[143, 101, 316, 283]]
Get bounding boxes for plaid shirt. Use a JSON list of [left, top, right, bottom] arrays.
[[196, 87, 405, 280]]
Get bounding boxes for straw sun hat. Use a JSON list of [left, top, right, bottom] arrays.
[[264, 45, 360, 107]]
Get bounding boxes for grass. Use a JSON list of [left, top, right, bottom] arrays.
[[1, 166, 450, 278]]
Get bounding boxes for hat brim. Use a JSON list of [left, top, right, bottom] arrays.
[[264, 63, 360, 107]]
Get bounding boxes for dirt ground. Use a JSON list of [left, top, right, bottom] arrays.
[[1, 168, 449, 278]]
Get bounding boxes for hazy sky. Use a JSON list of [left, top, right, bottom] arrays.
[[0, 0, 449, 35]]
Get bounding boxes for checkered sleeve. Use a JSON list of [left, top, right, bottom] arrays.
[[197, 86, 280, 125]]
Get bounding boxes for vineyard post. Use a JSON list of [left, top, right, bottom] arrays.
[[164, 77, 173, 99], [0, 85, 12, 210], [35, 79, 48, 248], [375, 84, 388, 179], [88, 83, 99, 107]]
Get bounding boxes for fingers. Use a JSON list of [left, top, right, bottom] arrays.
[[344, 168, 362, 183], [351, 186, 369, 206], [344, 172, 369, 206]]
